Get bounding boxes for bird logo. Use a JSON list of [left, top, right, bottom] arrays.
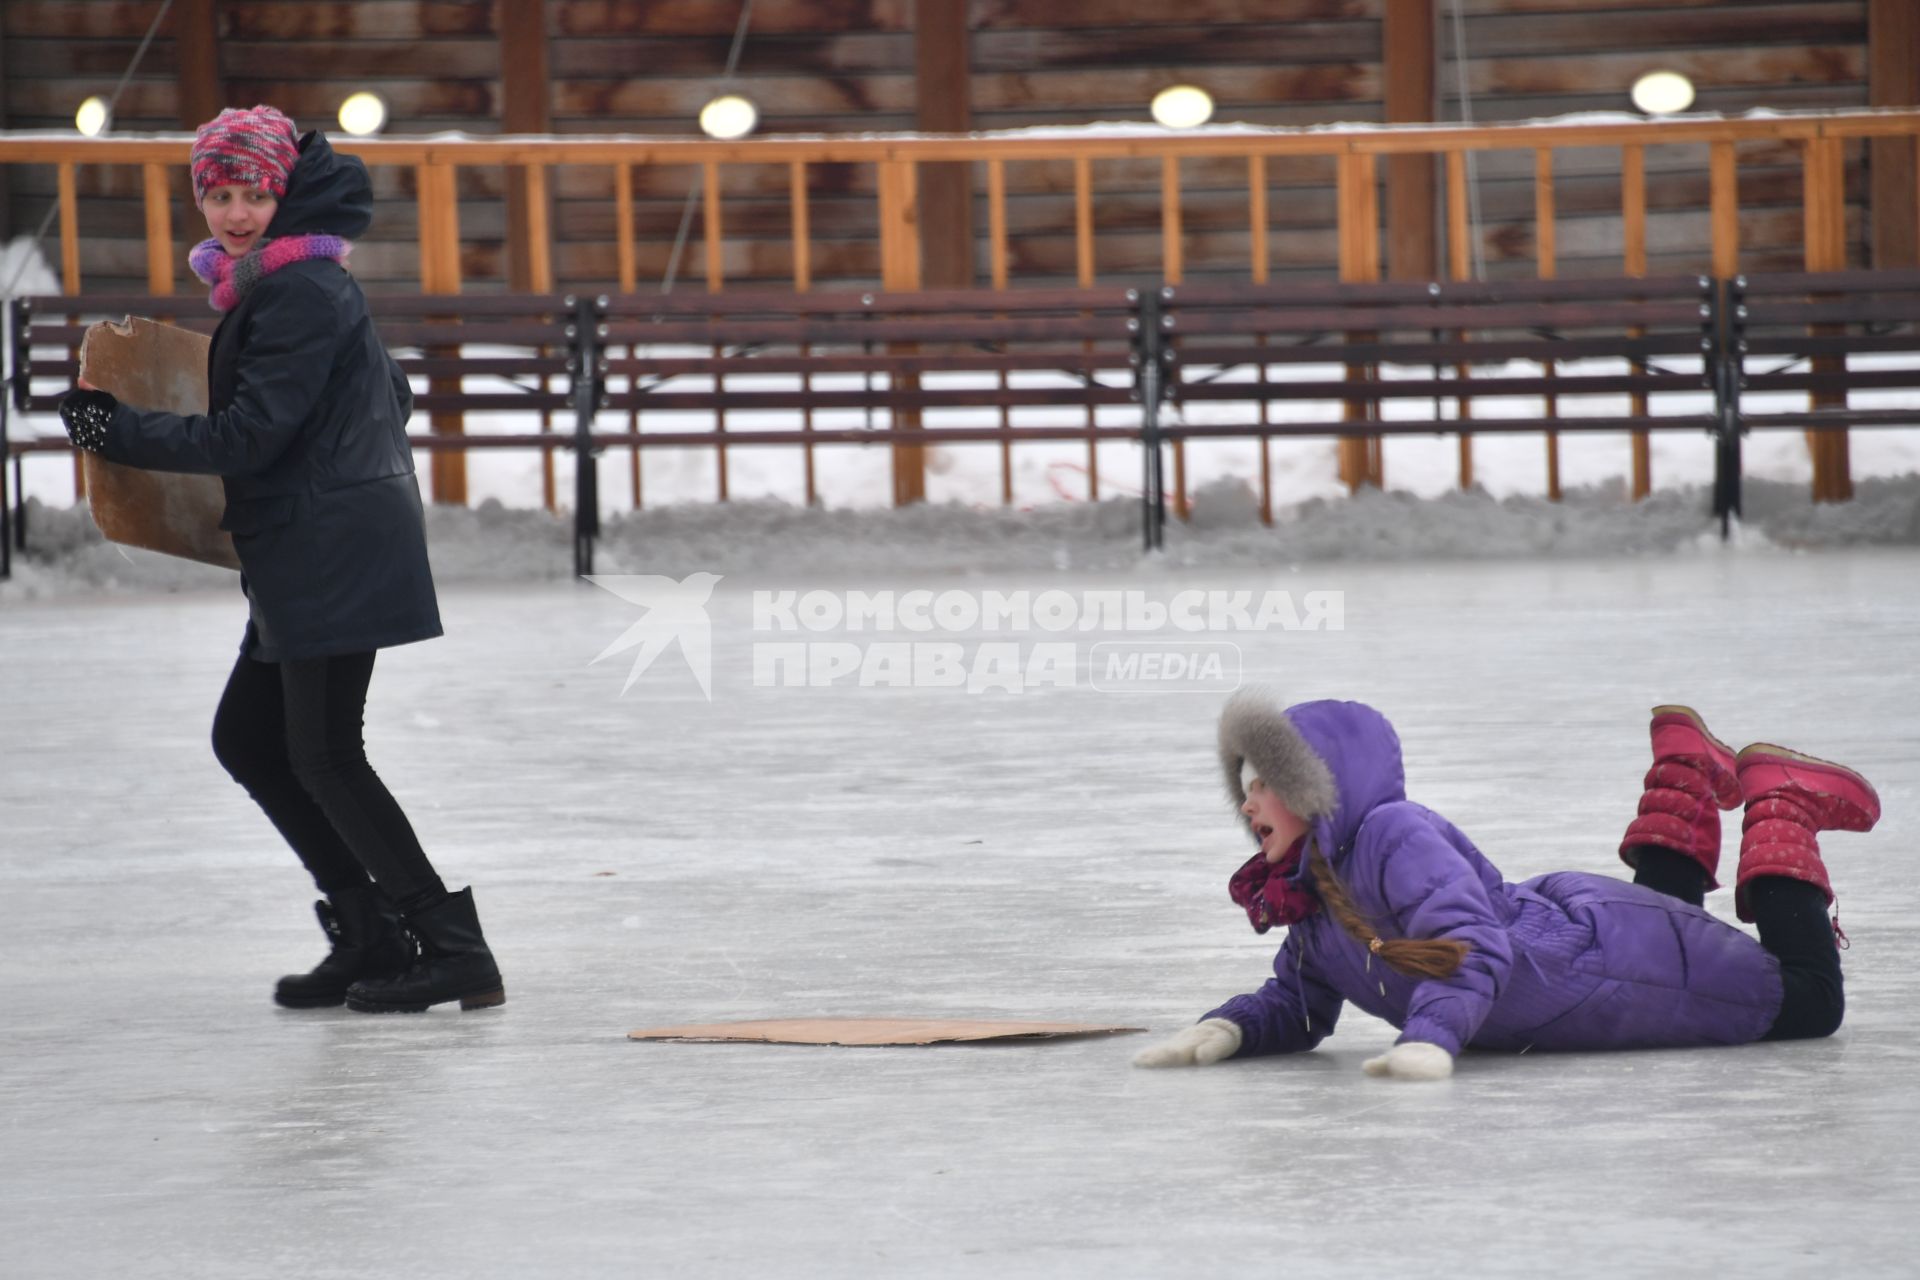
[[585, 572, 723, 700]]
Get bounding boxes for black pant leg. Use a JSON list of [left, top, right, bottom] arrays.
[[1752, 877, 1845, 1041], [279, 652, 446, 908], [1626, 844, 1710, 908], [210, 652, 370, 895]]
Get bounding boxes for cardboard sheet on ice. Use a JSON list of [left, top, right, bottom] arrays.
[[78, 317, 240, 570], [628, 1018, 1143, 1046]]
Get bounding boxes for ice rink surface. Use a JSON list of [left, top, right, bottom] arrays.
[[3, 547, 1918, 1277]]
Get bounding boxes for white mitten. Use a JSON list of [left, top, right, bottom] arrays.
[[1132, 1017, 1244, 1068], [1361, 1040, 1454, 1081]]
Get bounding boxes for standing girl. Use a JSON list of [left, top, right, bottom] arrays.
[[59, 106, 503, 1014], [1134, 691, 1876, 1076]]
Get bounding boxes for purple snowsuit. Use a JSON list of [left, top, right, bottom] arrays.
[[1207, 697, 1784, 1057]]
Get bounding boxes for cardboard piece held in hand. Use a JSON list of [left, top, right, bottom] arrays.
[[78, 317, 240, 570], [627, 1018, 1144, 1046]]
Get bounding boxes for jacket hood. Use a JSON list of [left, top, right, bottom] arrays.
[[1218, 689, 1406, 856], [266, 131, 372, 240]]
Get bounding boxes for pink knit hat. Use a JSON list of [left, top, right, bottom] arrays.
[[190, 105, 300, 206]]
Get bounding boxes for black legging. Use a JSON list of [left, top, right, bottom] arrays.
[[1629, 845, 1843, 1041], [211, 650, 445, 912]]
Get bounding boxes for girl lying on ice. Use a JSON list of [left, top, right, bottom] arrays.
[[1133, 692, 1879, 1079]]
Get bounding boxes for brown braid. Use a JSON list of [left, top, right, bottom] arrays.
[[1307, 845, 1470, 980]]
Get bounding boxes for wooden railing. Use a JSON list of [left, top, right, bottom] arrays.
[[8, 108, 1920, 509]]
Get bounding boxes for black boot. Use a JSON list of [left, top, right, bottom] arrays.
[[275, 884, 412, 1009], [344, 887, 505, 1013]]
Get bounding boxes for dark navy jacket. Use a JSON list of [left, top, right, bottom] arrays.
[[100, 131, 441, 661]]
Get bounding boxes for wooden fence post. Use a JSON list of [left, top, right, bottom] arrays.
[[1535, 147, 1560, 501], [1622, 143, 1651, 500], [1336, 150, 1382, 491], [1803, 134, 1852, 502], [417, 161, 466, 506], [878, 159, 924, 506]]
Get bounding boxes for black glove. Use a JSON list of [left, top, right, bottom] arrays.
[[58, 387, 117, 453]]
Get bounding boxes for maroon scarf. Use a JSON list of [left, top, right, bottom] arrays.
[[1228, 836, 1321, 934]]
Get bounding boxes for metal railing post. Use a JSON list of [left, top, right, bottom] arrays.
[[1716, 276, 1746, 539], [1134, 288, 1165, 552], [568, 294, 606, 578]]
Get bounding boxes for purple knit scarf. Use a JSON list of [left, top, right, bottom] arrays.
[[189, 233, 351, 312]]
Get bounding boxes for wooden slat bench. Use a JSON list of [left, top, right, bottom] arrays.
[[1726, 267, 1920, 517], [1144, 274, 1724, 547]]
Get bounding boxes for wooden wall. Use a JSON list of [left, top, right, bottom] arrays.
[[1441, 0, 1870, 279], [1, 0, 1886, 295]]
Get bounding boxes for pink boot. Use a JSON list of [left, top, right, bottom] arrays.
[[1734, 742, 1881, 923], [1618, 705, 1742, 888]]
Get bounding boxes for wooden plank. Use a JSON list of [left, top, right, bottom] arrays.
[[1622, 142, 1650, 500], [1249, 153, 1274, 522], [973, 1, 1394, 26], [788, 162, 813, 292], [416, 162, 467, 506], [987, 159, 1009, 287], [550, 1, 916, 36], [1247, 155, 1271, 284], [1384, 0, 1437, 282], [916, 0, 973, 290], [57, 161, 79, 292], [1802, 133, 1852, 502], [1459, 46, 1867, 99], [1160, 156, 1184, 285], [1870, 0, 1919, 267], [141, 163, 173, 295], [704, 160, 729, 502], [614, 163, 637, 291], [972, 21, 1379, 65], [1446, 149, 1474, 490], [1336, 150, 1383, 491], [522, 160, 557, 515], [703, 162, 726, 292], [209, 1, 497, 39], [1446, 4, 1864, 56], [1710, 140, 1740, 277], [500, 0, 552, 297], [877, 159, 924, 505], [172, 0, 223, 128], [1071, 154, 1097, 499], [550, 33, 912, 78], [1074, 156, 1095, 285], [788, 160, 816, 507]]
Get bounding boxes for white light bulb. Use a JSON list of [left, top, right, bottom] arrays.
[[75, 97, 111, 137], [699, 95, 758, 140], [1631, 71, 1695, 116], [338, 92, 388, 137], [1151, 85, 1214, 130]]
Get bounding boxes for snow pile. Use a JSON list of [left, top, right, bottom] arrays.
[[6, 473, 1917, 602]]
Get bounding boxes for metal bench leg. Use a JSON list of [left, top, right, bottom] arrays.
[[571, 294, 605, 579]]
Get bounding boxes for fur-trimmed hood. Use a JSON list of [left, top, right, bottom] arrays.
[[1218, 689, 1407, 856]]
